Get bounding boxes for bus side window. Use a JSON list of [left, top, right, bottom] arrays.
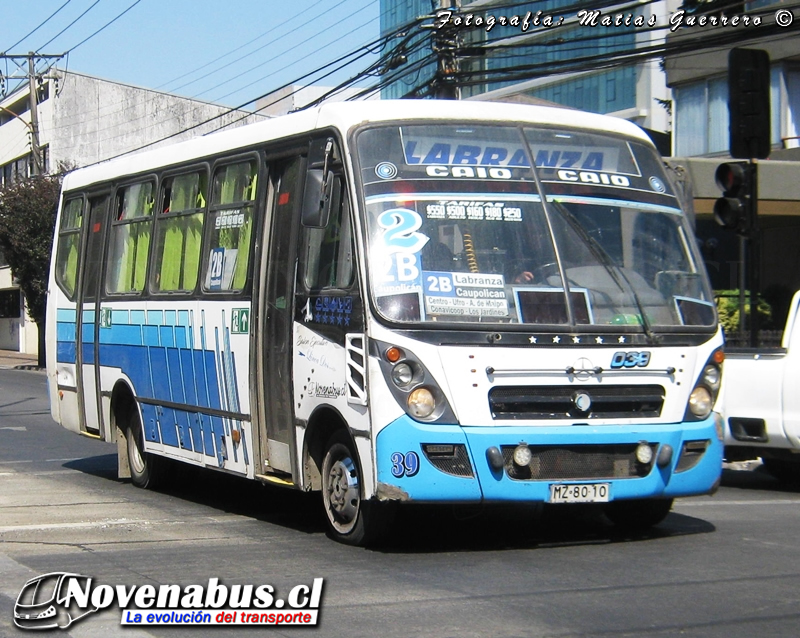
[[203, 159, 258, 292], [106, 182, 154, 294], [302, 174, 354, 290], [152, 170, 207, 293], [54, 197, 84, 299]]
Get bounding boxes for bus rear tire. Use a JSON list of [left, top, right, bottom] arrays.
[[604, 498, 673, 531], [321, 431, 389, 546], [126, 410, 164, 490]]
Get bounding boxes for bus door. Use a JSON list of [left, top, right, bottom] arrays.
[[76, 194, 110, 435], [258, 157, 303, 473]]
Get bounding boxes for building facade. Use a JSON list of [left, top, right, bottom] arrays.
[[380, 0, 679, 144], [663, 0, 800, 335], [0, 70, 265, 354]]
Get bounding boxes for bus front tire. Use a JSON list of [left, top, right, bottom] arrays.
[[321, 431, 389, 546], [604, 498, 673, 531], [126, 411, 164, 490]]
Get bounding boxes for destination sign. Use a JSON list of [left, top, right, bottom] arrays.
[[400, 133, 630, 174]]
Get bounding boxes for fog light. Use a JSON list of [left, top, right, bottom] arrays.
[[689, 386, 713, 418], [408, 387, 435, 418], [513, 443, 532, 467], [635, 441, 653, 464]]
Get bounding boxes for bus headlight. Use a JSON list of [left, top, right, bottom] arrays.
[[683, 348, 723, 422], [408, 387, 436, 418], [391, 362, 414, 387], [702, 364, 721, 392], [688, 386, 713, 419]]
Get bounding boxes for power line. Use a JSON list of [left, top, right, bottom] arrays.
[[64, 0, 145, 54], [160, 0, 351, 94], [38, 0, 102, 51], [193, 0, 378, 102], [80, 19, 416, 165], [3, 0, 73, 52]]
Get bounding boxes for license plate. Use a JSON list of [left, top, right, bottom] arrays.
[[549, 483, 610, 503]]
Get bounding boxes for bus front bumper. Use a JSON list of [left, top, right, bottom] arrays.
[[374, 414, 723, 503]]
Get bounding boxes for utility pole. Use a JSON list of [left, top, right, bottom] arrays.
[[0, 52, 62, 177], [432, 0, 461, 99], [27, 53, 42, 176]]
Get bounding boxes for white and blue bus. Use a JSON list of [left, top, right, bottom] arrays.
[[47, 100, 724, 544]]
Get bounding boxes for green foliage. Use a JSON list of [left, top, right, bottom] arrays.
[[0, 174, 62, 324], [715, 290, 772, 335]]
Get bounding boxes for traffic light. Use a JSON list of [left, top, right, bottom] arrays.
[[728, 48, 770, 159], [713, 161, 756, 236]]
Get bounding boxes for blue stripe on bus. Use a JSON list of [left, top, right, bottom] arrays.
[[57, 308, 77, 322], [56, 308, 243, 461], [57, 322, 76, 342]]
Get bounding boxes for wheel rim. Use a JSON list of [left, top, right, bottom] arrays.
[[324, 448, 360, 534], [127, 426, 146, 476]]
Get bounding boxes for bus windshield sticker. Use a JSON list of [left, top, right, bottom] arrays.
[[423, 271, 509, 318], [373, 208, 427, 300], [425, 200, 522, 222]]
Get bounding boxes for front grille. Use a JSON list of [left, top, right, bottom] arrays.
[[501, 444, 657, 480], [489, 385, 665, 420], [422, 444, 474, 477]]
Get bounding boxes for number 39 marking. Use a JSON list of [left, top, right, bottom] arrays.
[[391, 451, 420, 478]]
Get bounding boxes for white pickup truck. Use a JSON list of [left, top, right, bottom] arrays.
[[723, 290, 800, 481]]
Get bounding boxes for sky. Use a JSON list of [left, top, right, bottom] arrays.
[[0, 0, 383, 109]]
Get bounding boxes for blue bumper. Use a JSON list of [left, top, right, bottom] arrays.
[[375, 414, 723, 503]]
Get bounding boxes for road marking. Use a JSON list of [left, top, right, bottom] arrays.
[[0, 426, 26, 431], [0, 457, 83, 464], [678, 499, 800, 506], [0, 519, 150, 533]]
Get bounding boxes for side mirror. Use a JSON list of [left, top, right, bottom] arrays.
[[301, 169, 334, 228]]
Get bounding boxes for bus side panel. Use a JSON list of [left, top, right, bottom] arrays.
[[51, 305, 81, 434], [292, 321, 372, 492], [94, 301, 253, 477]]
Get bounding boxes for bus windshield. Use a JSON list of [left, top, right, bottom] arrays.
[[357, 123, 715, 331]]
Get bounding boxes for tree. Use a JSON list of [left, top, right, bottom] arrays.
[[0, 173, 63, 367]]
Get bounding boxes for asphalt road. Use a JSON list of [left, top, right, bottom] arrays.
[[1, 367, 800, 638]]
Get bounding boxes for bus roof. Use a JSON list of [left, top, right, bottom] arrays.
[[61, 99, 653, 192]]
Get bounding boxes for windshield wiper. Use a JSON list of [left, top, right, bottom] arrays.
[[548, 200, 657, 343]]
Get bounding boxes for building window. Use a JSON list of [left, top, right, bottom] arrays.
[[674, 77, 728, 156], [674, 66, 785, 156], [1, 155, 30, 186], [0, 289, 22, 319]]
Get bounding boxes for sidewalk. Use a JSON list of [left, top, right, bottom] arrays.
[[0, 349, 42, 371]]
